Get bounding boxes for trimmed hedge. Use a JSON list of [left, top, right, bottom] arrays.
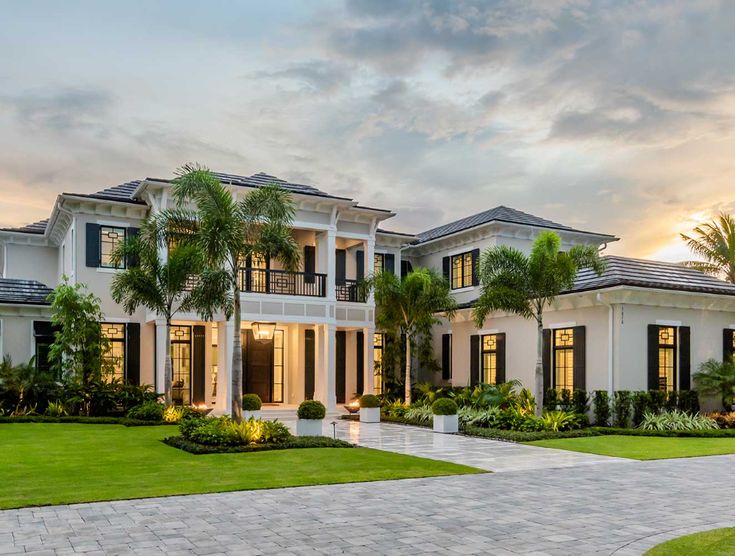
[[463, 425, 601, 442], [359, 394, 381, 408], [163, 435, 353, 454], [432, 398, 458, 415], [242, 394, 262, 411], [590, 427, 735, 438], [297, 400, 326, 420], [0, 415, 174, 426]]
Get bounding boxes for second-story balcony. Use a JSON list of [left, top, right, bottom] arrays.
[[239, 268, 326, 297], [335, 279, 366, 302]]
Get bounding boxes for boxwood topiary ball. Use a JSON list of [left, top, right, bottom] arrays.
[[297, 399, 326, 420], [432, 398, 458, 416], [242, 393, 262, 411], [359, 394, 381, 408]]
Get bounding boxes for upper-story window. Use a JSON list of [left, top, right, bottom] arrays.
[[100, 226, 126, 269], [374, 253, 384, 274], [451, 251, 474, 289]]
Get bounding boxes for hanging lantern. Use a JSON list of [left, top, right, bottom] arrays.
[[252, 322, 276, 342]]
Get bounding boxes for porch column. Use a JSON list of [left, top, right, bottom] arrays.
[[314, 323, 337, 411], [363, 326, 375, 395], [215, 320, 234, 414], [154, 319, 167, 396]]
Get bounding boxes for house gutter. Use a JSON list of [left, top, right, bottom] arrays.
[[596, 293, 615, 395]]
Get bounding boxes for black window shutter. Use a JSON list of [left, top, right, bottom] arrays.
[[304, 329, 315, 400], [85, 223, 100, 267], [384, 253, 395, 275], [542, 329, 551, 390], [441, 333, 452, 380], [401, 259, 413, 279], [496, 332, 506, 384], [192, 325, 206, 404], [335, 249, 346, 285], [470, 335, 480, 386], [304, 245, 315, 284], [126, 227, 139, 268], [336, 331, 346, 404], [572, 326, 586, 391], [724, 329, 735, 363], [356, 331, 364, 394], [679, 326, 691, 390], [471, 248, 480, 286], [356, 250, 364, 281], [647, 324, 660, 390], [442, 256, 450, 283], [126, 323, 140, 385]]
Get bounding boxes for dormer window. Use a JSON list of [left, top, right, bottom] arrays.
[[100, 226, 126, 269]]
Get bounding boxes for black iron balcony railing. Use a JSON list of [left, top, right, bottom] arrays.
[[335, 279, 366, 303], [239, 268, 326, 297]]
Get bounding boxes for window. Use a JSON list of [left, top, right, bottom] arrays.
[[374, 253, 385, 274], [170, 325, 192, 405], [210, 326, 218, 404], [99, 226, 126, 269], [273, 329, 284, 403], [101, 323, 126, 382], [373, 333, 384, 393], [657, 326, 677, 392], [451, 251, 474, 289], [481, 334, 498, 384], [553, 328, 575, 391]]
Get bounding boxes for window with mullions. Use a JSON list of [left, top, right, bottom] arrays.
[[170, 325, 192, 405], [451, 251, 474, 289], [273, 330, 284, 403], [374, 253, 385, 274], [101, 323, 126, 382], [481, 334, 498, 384], [100, 226, 126, 268], [553, 328, 575, 391], [657, 326, 677, 392], [373, 333, 384, 393]]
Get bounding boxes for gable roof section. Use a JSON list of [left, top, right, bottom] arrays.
[[0, 219, 49, 234], [0, 278, 53, 305], [415, 205, 616, 244], [65, 180, 144, 204]]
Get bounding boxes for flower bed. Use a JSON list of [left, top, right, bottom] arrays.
[[163, 435, 353, 454], [0, 415, 175, 426]]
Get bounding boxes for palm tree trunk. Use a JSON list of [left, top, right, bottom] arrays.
[[164, 320, 173, 406], [535, 317, 544, 417], [404, 336, 412, 405], [231, 282, 243, 422]]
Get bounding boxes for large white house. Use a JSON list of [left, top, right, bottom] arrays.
[[1, 172, 734, 412]]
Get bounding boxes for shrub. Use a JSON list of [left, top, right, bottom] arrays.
[[678, 390, 700, 414], [179, 415, 292, 446], [164, 435, 352, 454], [706, 411, 735, 429], [572, 389, 589, 415], [541, 410, 581, 432], [44, 401, 68, 417], [543, 388, 559, 410], [463, 425, 599, 443], [185, 417, 240, 446], [297, 400, 326, 420], [647, 389, 667, 414], [432, 398, 458, 415], [640, 409, 718, 431], [242, 393, 262, 411], [404, 405, 432, 424], [359, 394, 381, 408], [163, 405, 185, 423], [382, 399, 407, 417], [693, 358, 735, 410], [631, 391, 650, 426], [612, 390, 632, 428], [593, 390, 610, 426], [227, 418, 292, 444], [127, 400, 164, 421]]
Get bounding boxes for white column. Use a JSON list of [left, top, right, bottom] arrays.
[[314, 323, 337, 411], [363, 327, 375, 395], [365, 238, 375, 303], [154, 320, 168, 397], [216, 321, 234, 414]]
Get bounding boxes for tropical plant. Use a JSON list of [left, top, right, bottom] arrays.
[[163, 405, 185, 423], [44, 401, 68, 417], [693, 358, 735, 410], [382, 399, 408, 418], [415, 382, 446, 404], [472, 231, 605, 415], [640, 409, 718, 431], [127, 400, 164, 421], [706, 411, 735, 429], [0, 356, 59, 415], [156, 164, 300, 420], [364, 268, 456, 404], [47, 279, 110, 384], [475, 380, 522, 409], [540, 410, 578, 432], [404, 405, 433, 424], [680, 212, 735, 283], [110, 217, 208, 406]]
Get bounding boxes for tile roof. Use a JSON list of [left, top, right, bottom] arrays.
[[65, 180, 144, 204], [415, 205, 615, 244], [0, 219, 49, 234], [209, 172, 351, 201], [0, 278, 53, 305]]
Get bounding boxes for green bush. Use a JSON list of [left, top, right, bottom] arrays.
[[359, 394, 381, 408], [540, 410, 579, 432], [613, 390, 632, 428], [432, 398, 458, 415], [640, 409, 718, 431], [593, 390, 610, 426], [242, 393, 262, 411], [179, 415, 293, 446], [127, 400, 164, 421], [44, 401, 68, 417], [463, 425, 600, 442], [382, 399, 407, 417], [591, 427, 735, 438], [404, 404, 432, 423], [572, 389, 589, 415], [631, 391, 650, 426], [543, 388, 559, 410], [297, 400, 326, 420], [164, 435, 352, 454]]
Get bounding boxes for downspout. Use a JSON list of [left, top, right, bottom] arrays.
[[596, 293, 615, 395]]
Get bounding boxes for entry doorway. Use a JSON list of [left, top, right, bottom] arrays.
[[242, 329, 284, 403]]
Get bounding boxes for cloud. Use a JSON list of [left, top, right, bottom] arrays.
[[252, 60, 353, 93]]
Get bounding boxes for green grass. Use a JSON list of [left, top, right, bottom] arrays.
[[527, 434, 735, 460], [0, 423, 483, 509], [646, 528, 735, 555]]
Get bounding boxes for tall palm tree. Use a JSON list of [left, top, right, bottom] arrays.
[[157, 164, 300, 421], [365, 268, 456, 404], [110, 218, 207, 405], [681, 212, 735, 283], [472, 231, 605, 416]]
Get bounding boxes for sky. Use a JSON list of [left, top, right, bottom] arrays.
[[1, 0, 734, 260]]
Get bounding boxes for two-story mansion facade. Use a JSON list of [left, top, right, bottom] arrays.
[[2, 172, 735, 410], [0, 172, 408, 413]]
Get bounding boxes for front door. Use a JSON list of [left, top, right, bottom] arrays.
[[243, 330, 274, 402]]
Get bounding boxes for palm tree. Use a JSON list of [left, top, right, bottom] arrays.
[[110, 218, 207, 405], [472, 231, 605, 416], [693, 358, 735, 410], [157, 164, 300, 421], [681, 212, 735, 283], [365, 268, 456, 404]]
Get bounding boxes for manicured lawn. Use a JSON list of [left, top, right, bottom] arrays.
[[646, 528, 735, 555], [0, 423, 482, 509], [527, 435, 735, 460]]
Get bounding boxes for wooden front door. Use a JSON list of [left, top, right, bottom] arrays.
[[243, 330, 274, 402]]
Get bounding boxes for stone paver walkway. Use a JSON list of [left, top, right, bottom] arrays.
[[2, 454, 735, 555]]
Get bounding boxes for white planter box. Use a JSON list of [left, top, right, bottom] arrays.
[[296, 419, 323, 437], [360, 407, 381, 423], [242, 410, 262, 421], [433, 414, 458, 433]]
